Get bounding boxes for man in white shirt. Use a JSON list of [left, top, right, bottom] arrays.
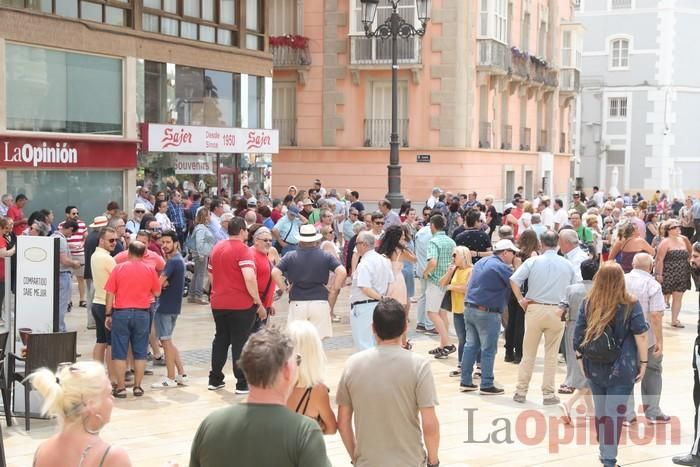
[[624, 253, 669, 424], [559, 229, 587, 280], [426, 187, 440, 209], [592, 186, 606, 207], [552, 199, 569, 231], [0, 194, 12, 218], [349, 231, 393, 350], [539, 197, 555, 229]]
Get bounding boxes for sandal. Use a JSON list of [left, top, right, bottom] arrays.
[[558, 403, 572, 425], [672, 321, 685, 328], [133, 386, 144, 397], [433, 348, 449, 359], [428, 346, 443, 355], [443, 344, 457, 355], [449, 369, 461, 377], [113, 387, 127, 399], [558, 385, 574, 394], [402, 340, 413, 351]]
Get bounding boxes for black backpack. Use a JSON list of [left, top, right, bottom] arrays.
[[580, 307, 629, 364]]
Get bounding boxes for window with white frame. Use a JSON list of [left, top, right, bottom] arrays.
[[538, 5, 548, 57], [521, 12, 531, 52], [478, 0, 507, 43], [610, 38, 630, 69], [349, 0, 416, 35], [608, 97, 628, 118], [562, 30, 571, 67]]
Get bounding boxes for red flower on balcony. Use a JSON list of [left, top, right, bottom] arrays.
[[269, 35, 310, 50]]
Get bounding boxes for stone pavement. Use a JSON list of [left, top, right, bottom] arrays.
[[3, 284, 699, 466]]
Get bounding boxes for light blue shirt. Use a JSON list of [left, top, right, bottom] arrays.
[[510, 250, 579, 304], [414, 225, 432, 277], [273, 215, 301, 245], [692, 200, 700, 220]]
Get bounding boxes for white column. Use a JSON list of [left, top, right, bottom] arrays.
[[264, 76, 273, 129], [240, 74, 249, 128], [0, 37, 6, 133]]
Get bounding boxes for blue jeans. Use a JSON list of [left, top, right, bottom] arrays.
[[460, 306, 501, 389], [587, 380, 634, 467], [111, 308, 151, 360], [192, 255, 207, 298], [58, 272, 72, 332], [351, 302, 377, 351], [415, 278, 434, 330], [402, 262, 415, 298], [453, 313, 466, 365], [281, 243, 298, 256]]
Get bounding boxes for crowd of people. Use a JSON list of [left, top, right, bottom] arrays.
[[3, 180, 700, 467]]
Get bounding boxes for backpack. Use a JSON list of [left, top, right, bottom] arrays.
[[580, 306, 629, 363]]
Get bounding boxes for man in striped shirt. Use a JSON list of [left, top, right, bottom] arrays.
[[58, 206, 88, 308]]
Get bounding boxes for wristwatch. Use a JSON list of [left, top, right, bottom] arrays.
[[427, 460, 440, 467]]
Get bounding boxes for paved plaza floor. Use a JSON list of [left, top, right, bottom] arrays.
[[4, 285, 700, 466]]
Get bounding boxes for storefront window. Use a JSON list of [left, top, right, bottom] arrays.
[[6, 44, 123, 135], [247, 75, 265, 128], [6, 170, 124, 222], [205, 70, 234, 127]]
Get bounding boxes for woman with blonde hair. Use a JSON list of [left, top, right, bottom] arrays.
[[286, 321, 337, 434], [574, 262, 648, 467], [442, 246, 473, 377], [655, 219, 692, 327], [30, 361, 133, 467], [608, 220, 654, 273], [189, 207, 215, 305]]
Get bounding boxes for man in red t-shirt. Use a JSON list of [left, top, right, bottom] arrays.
[[105, 241, 161, 398], [207, 217, 266, 393], [7, 194, 28, 236], [249, 227, 276, 333]]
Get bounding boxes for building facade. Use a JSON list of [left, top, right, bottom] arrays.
[[0, 0, 272, 220], [574, 0, 700, 197], [269, 0, 581, 205]]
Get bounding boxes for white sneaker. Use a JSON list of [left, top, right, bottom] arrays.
[[175, 374, 189, 386], [151, 378, 178, 389]]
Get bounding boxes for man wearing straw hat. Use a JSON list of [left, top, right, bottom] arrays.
[[84, 215, 110, 329], [272, 224, 346, 339]]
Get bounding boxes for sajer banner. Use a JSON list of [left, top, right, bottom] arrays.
[[143, 123, 279, 154]]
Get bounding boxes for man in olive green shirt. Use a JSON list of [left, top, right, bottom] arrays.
[[189, 328, 331, 467]]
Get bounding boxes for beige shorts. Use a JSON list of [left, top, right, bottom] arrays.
[[287, 300, 332, 339], [425, 282, 445, 312], [73, 253, 85, 278]]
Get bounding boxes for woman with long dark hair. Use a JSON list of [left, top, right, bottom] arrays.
[[574, 262, 648, 467]]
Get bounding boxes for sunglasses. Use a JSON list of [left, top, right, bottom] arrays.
[[257, 238, 273, 243], [135, 210, 145, 214], [668, 225, 680, 230], [71, 212, 79, 216], [107, 238, 117, 243], [374, 221, 384, 225]]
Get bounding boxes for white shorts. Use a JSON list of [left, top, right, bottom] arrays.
[[425, 282, 445, 313], [288, 300, 332, 339]]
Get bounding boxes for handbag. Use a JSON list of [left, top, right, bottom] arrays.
[[274, 225, 293, 254]]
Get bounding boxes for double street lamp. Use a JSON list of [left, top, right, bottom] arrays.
[[360, 0, 431, 208]]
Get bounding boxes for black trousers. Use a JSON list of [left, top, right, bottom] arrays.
[[504, 294, 525, 359], [209, 306, 257, 388], [691, 291, 700, 457]]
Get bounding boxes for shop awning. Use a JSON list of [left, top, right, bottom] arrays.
[[141, 123, 279, 155]]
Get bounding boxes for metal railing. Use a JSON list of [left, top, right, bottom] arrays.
[[560, 68, 580, 92], [511, 54, 529, 79], [477, 39, 510, 73], [538, 129, 548, 152], [271, 44, 312, 67], [273, 118, 297, 146], [502, 125, 513, 150], [479, 122, 491, 148], [560, 132, 566, 153], [544, 70, 558, 88], [363, 119, 409, 147], [520, 127, 531, 151], [350, 36, 421, 65]]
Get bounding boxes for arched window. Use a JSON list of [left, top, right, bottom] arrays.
[[610, 38, 630, 69]]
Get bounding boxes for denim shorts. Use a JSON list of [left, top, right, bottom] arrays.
[[111, 308, 150, 360], [155, 313, 179, 340], [91, 303, 111, 345]]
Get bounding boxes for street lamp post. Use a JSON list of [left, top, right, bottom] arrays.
[[360, 0, 431, 208]]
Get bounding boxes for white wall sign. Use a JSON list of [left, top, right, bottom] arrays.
[[145, 123, 279, 154], [15, 236, 59, 334], [174, 155, 215, 175]]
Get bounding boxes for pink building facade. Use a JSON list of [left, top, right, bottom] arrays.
[[269, 0, 582, 205]]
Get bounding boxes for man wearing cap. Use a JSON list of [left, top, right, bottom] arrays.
[[510, 230, 579, 405], [84, 215, 110, 329], [459, 239, 518, 395], [271, 225, 347, 340], [272, 206, 303, 256], [127, 204, 147, 236], [570, 192, 586, 216]]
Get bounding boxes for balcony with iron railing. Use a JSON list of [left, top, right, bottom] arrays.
[[479, 122, 492, 148], [273, 118, 297, 146], [477, 39, 510, 75], [520, 127, 531, 151], [538, 129, 548, 152], [501, 125, 513, 150], [350, 36, 421, 65], [270, 35, 312, 68], [363, 119, 409, 147], [559, 68, 580, 94], [510, 48, 529, 80]]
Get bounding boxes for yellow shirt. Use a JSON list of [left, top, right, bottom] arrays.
[[450, 267, 472, 314], [91, 247, 116, 305]]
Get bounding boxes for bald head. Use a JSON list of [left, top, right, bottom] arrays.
[[632, 252, 654, 272]]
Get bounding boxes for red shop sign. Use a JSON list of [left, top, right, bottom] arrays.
[[0, 135, 138, 169]]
